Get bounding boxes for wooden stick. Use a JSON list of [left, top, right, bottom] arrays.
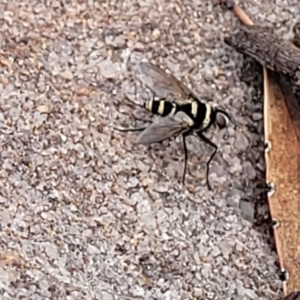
[[219, 0, 253, 25]]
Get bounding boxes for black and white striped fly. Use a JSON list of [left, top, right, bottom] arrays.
[[116, 62, 232, 190]]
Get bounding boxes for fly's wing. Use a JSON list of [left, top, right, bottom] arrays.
[[137, 115, 188, 145], [134, 62, 198, 105]]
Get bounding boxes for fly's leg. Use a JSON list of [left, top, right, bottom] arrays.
[[124, 93, 154, 123], [124, 93, 144, 108], [132, 115, 153, 124], [113, 125, 146, 132], [114, 93, 150, 132], [182, 133, 188, 185], [113, 114, 149, 132], [196, 132, 218, 190], [181, 130, 193, 184]]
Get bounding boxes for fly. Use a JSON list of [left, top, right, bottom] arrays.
[[115, 62, 233, 190]]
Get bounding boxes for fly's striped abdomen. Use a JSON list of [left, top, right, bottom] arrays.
[[144, 100, 175, 117]]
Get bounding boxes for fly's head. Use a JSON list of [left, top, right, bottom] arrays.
[[215, 108, 239, 130], [215, 109, 230, 129]]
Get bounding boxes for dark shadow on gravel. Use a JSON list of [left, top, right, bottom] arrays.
[[235, 55, 277, 249], [234, 55, 282, 284]]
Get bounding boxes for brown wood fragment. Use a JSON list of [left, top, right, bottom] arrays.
[[224, 24, 300, 87], [224, 21, 300, 145], [219, 0, 253, 25], [277, 75, 300, 144], [282, 291, 300, 300], [265, 72, 300, 295]]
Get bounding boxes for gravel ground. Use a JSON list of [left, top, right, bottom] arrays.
[[0, 0, 299, 299]]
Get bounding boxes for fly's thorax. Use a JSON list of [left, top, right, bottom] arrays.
[[186, 100, 210, 130], [215, 109, 229, 129], [174, 100, 204, 129]]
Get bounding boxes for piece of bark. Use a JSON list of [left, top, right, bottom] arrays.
[[277, 74, 300, 143], [282, 291, 300, 300], [224, 24, 300, 86], [224, 23, 300, 136]]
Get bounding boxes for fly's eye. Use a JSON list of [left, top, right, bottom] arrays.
[[216, 113, 228, 129]]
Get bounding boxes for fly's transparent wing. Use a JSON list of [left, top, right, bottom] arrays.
[[134, 62, 198, 104], [137, 115, 188, 145]]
